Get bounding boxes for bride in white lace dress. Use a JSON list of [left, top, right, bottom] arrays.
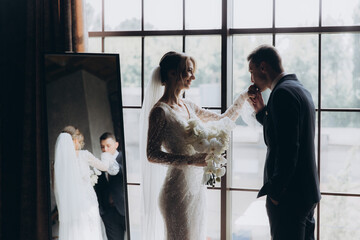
[[140, 52, 250, 240], [54, 126, 119, 240]]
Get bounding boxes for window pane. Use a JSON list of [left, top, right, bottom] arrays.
[[320, 195, 360, 239], [185, 35, 221, 107], [322, 34, 360, 109], [86, 0, 102, 31], [144, 0, 182, 30], [206, 189, 221, 239], [275, 0, 319, 27], [276, 34, 319, 108], [232, 35, 272, 99], [105, 0, 141, 31], [128, 185, 141, 239], [231, 191, 270, 239], [322, 0, 360, 26], [231, 35, 271, 189], [231, 125, 266, 189], [185, 0, 221, 29], [105, 37, 142, 106], [320, 112, 360, 194], [123, 109, 141, 183], [88, 37, 102, 53], [233, 0, 272, 28], [144, 36, 183, 86]]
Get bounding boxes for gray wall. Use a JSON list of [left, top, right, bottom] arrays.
[[83, 70, 114, 157]]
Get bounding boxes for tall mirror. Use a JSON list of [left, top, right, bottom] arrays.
[[44, 53, 130, 240]]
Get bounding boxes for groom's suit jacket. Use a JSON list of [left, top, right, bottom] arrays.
[[256, 74, 321, 205], [95, 152, 125, 216]]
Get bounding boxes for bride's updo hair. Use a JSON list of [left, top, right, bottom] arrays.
[[159, 51, 196, 85], [62, 125, 85, 149]]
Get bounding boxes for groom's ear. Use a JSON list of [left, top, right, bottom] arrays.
[[260, 62, 267, 73], [260, 62, 265, 71]]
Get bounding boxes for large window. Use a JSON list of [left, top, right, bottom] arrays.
[[87, 0, 360, 239]]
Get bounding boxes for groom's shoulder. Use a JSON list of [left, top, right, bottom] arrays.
[[272, 83, 299, 104], [275, 75, 301, 93]]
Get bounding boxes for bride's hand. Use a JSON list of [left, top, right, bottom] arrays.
[[247, 84, 259, 98], [188, 153, 207, 167]]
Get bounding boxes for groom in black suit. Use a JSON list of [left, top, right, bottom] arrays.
[[247, 45, 321, 240], [95, 132, 126, 240]]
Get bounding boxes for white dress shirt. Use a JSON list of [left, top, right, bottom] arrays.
[[270, 72, 287, 91]]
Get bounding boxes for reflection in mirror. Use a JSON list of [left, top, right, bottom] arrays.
[[44, 53, 130, 240]]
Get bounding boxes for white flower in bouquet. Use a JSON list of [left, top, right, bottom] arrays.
[[192, 138, 210, 153], [205, 159, 217, 173], [212, 154, 227, 165], [215, 167, 226, 177], [203, 154, 227, 187], [186, 117, 235, 187], [186, 119, 209, 143], [89, 168, 99, 186], [208, 138, 224, 155]]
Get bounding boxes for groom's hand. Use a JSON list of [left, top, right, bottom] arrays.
[[247, 85, 265, 113]]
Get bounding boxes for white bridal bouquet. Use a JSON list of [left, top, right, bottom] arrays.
[[185, 117, 235, 187], [89, 166, 102, 186]]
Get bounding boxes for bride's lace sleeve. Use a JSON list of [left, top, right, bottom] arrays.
[[83, 150, 119, 174], [147, 106, 206, 166], [186, 91, 248, 122]]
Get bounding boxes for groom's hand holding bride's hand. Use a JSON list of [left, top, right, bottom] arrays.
[[247, 84, 259, 97], [247, 84, 264, 113]]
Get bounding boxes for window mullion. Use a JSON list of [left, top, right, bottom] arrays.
[[220, 0, 228, 239]]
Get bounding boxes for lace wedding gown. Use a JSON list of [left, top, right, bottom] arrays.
[[146, 94, 247, 240], [54, 133, 119, 240]]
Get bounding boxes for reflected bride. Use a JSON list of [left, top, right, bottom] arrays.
[[54, 126, 119, 240]]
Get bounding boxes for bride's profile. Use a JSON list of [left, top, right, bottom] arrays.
[[140, 51, 250, 239], [54, 126, 119, 240]]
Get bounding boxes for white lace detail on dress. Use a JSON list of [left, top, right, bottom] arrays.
[[146, 91, 247, 240]]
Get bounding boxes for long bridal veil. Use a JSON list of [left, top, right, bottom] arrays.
[[139, 67, 167, 240], [54, 133, 93, 239]]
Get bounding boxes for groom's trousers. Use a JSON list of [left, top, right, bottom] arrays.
[[266, 196, 316, 240], [101, 205, 126, 240]]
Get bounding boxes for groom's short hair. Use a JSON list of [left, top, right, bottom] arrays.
[[100, 132, 117, 142], [247, 45, 283, 73]]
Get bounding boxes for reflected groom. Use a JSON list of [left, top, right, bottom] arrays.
[[95, 132, 126, 240], [247, 45, 321, 240]]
